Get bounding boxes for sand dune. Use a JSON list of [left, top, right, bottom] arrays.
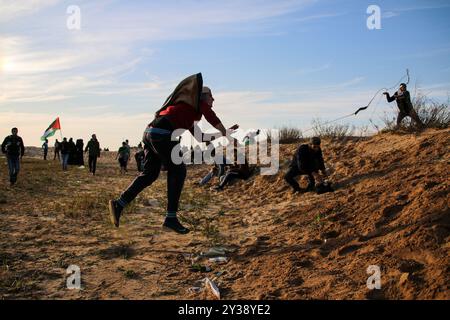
[[0, 129, 448, 299]]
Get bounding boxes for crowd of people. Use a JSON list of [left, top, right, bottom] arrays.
[[2, 76, 424, 236]]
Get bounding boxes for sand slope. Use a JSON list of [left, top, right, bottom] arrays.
[[0, 129, 448, 299]]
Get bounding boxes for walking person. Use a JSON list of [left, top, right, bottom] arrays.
[[116, 142, 130, 174], [134, 143, 145, 172], [1, 128, 25, 186], [67, 138, 76, 165], [60, 137, 70, 171], [54, 139, 61, 161], [85, 134, 101, 175], [109, 73, 238, 234], [42, 139, 49, 160]]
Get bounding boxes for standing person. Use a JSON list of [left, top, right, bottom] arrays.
[[85, 134, 101, 176], [125, 139, 131, 171], [54, 139, 61, 161], [1, 128, 25, 186], [134, 143, 145, 172], [109, 73, 238, 234], [116, 142, 130, 174], [60, 137, 70, 171], [42, 139, 49, 160], [284, 137, 328, 194], [384, 83, 424, 129], [75, 139, 84, 166], [67, 138, 76, 165]]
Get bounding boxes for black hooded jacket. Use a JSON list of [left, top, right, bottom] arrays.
[[290, 144, 325, 173]]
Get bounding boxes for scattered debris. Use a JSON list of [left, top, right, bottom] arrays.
[[399, 273, 409, 285], [205, 277, 221, 300], [209, 257, 228, 263], [190, 264, 212, 273], [201, 247, 235, 258], [188, 286, 203, 294]]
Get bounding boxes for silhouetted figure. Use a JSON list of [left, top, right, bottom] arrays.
[[75, 139, 84, 166], [67, 138, 76, 165], [54, 139, 61, 161], [85, 134, 101, 175], [116, 142, 130, 174], [284, 137, 328, 193], [42, 139, 49, 160], [60, 137, 70, 171], [384, 83, 424, 129], [134, 145, 145, 172], [1, 127, 25, 186]]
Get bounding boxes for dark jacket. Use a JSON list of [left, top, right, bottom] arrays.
[[60, 141, 70, 155], [291, 144, 325, 173], [385, 90, 413, 113], [85, 139, 101, 157], [1, 135, 25, 157]]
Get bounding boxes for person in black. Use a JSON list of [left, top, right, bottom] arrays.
[[75, 139, 84, 166], [384, 83, 424, 129], [42, 139, 49, 160], [1, 127, 25, 186], [67, 138, 76, 165], [60, 137, 70, 171], [284, 137, 327, 193], [54, 139, 61, 161], [134, 143, 145, 172], [85, 134, 101, 175]]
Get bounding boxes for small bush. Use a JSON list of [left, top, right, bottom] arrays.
[[311, 118, 355, 139], [265, 126, 303, 144]]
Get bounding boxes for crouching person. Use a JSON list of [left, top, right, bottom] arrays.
[[284, 137, 328, 194]]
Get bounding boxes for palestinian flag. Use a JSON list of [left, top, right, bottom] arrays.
[[41, 117, 61, 141]]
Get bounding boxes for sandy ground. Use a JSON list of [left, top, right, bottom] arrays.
[[0, 129, 448, 300]]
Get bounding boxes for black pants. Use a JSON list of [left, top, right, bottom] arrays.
[[284, 166, 315, 191], [120, 129, 186, 214], [397, 108, 423, 127], [54, 150, 60, 160], [43, 150, 48, 160], [88, 155, 98, 174]]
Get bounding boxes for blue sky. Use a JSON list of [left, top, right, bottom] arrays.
[[1, 0, 449, 147]]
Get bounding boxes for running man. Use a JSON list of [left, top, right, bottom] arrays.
[[109, 73, 238, 234]]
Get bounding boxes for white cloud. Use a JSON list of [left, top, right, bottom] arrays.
[[0, 0, 60, 22]]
